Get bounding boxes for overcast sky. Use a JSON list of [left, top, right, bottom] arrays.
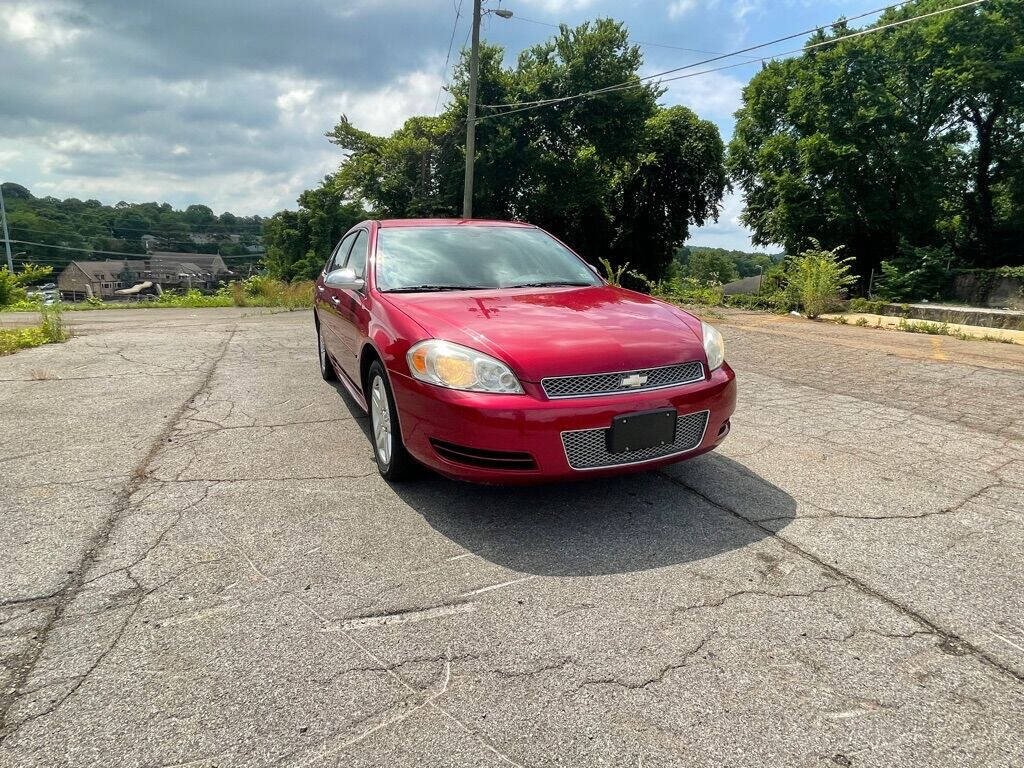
[[3, 0, 885, 250]]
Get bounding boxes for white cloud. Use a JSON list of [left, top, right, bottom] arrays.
[[657, 69, 744, 119], [334, 70, 443, 136], [687, 189, 777, 253], [667, 0, 698, 20], [6, 2, 84, 54], [514, 0, 601, 11], [5, 63, 443, 216]]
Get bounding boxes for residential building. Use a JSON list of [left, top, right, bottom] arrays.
[[57, 252, 231, 300]]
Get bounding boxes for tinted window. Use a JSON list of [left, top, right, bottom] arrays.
[[375, 226, 600, 292], [347, 230, 369, 279], [327, 233, 356, 272]]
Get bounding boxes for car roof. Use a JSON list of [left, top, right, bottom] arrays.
[[375, 218, 534, 229]]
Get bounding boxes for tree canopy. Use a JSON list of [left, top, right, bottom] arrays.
[[0, 183, 264, 273], [727, 0, 1024, 284], [261, 182, 369, 281], [320, 19, 727, 280]]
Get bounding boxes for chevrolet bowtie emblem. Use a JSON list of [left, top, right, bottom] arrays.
[[620, 373, 649, 388]]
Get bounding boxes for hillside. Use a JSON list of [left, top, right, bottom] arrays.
[[1, 183, 264, 273]]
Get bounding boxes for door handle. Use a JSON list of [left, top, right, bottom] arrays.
[[330, 296, 341, 305]]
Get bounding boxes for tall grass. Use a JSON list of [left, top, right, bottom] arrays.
[[9, 277, 317, 312], [240, 277, 314, 309], [0, 305, 70, 356]]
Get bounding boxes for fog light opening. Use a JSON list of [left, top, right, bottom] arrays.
[[717, 420, 731, 438]]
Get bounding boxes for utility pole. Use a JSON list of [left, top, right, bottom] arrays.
[[460, 3, 512, 219], [1, 182, 14, 273], [462, 0, 482, 219]]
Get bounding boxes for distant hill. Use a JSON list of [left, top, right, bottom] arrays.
[[1, 182, 265, 274]]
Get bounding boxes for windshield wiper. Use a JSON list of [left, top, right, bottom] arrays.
[[504, 281, 594, 288], [384, 284, 492, 293]]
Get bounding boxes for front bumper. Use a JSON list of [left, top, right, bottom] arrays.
[[388, 362, 737, 483]]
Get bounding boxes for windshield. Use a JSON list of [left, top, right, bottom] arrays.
[[374, 226, 602, 292]]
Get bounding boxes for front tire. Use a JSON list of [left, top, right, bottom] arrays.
[[317, 320, 336, 382], [366, 361, 416, 482]]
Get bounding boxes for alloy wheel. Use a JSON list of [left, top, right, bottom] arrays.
[[370, 375, 392, 466]]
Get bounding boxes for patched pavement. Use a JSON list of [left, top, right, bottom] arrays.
[[1, 307, 1022, 767]]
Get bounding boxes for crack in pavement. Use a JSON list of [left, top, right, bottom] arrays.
[[212, 525, 524, 767], [658, 470, 1024, 686], [574, 633, 716, 692], [668, 582, 845, 617], [0, 327, 239, 744]]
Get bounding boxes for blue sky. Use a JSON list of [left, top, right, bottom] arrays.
[[2, 0, 890, 251]]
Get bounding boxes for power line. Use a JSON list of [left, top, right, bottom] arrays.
[[480, 0, 916, 110], [2, 239, 265, 259], [506, 13, 762, 59], [8, 224, 261, 244], [478, 0, 983, 118], [435, 0, 467, 115]]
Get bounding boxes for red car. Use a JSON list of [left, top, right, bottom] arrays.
[[314, 219, 736, 483]]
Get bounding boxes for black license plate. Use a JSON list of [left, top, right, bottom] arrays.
[[607, 408, 677, 454]]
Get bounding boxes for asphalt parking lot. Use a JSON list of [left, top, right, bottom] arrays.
[[1, 307, 1022, 767]]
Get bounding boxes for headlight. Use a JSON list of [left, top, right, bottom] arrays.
[[407, 340, 524, 394], [701, 321, 725, 371]]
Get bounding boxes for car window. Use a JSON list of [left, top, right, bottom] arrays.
[[346, 229, 369, 279], [326, 233, 356, 273], [375, 226, 601, 291]]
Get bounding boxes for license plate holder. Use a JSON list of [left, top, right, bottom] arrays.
[[607, 408, 677, 454]]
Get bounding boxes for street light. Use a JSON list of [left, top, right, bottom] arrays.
[[462, 2, 513, 218]]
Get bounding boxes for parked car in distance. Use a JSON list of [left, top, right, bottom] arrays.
[[314, 219, 736, 483]]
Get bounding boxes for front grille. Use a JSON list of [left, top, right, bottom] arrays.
[[430, 439, 537, 471], [561, 410, 709, 470], [542, 361, 704, 399]]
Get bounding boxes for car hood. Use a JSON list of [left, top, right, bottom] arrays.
[[383, 285, 706, 382]]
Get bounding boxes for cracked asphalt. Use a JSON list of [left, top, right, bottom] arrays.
[[1, 307, 1023, 768]]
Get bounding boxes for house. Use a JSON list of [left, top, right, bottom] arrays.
[[147, 251, 229, 277], [57, 260, 146, 301], [57, 252, 231, 300]]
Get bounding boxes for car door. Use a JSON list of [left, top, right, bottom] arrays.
[[317, 232, 357, 366], [331, 228, 369, 384]]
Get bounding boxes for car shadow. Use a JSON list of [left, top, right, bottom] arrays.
[[330, 380, 793, 577]]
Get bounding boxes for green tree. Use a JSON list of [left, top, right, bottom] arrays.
[[183, 204, 216, 226], [262, 179, 370, 280], [326, 19, 726, 280], [727, 0, 1024, 285], [686, 249, 739, 284]]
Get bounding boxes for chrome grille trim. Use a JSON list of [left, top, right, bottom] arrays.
[[561, 410, 709, 471], [542, 361, 705, 399]]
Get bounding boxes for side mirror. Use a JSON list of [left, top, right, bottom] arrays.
[[325, 267, 365, 291]]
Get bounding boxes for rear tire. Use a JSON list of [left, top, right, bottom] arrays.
[[317, 320, 336, 382], [366, 360, 416, 482]]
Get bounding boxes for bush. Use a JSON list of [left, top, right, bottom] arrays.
[[0, 305, 69, 355], [848, 297, 884, 313], [0, 269, 26, 307], [786, 241, 858, 318], [598, 257, 629, 286], [653, 276, 723, 306], [39, 304, 68, 343], [876, 244, 953, 302], [0, 263, 55, 307], [723, 292, 795, 313], [243, 274, 277, 298]]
